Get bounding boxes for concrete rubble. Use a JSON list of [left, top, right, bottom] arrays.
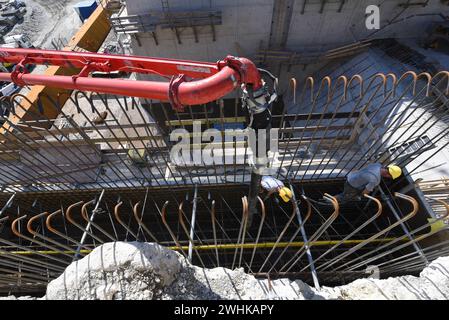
[[9, 0, 81, 48], [29, 242, 448, 300]]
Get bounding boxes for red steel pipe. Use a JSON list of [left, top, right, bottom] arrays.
[[0, 48, 263, 108], [0, 48, 220, 79], [0, 66, 239, 105]]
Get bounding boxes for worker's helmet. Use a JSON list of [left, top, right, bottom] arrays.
[[278, 187, 293, 202], [387, 164, 402, 180]]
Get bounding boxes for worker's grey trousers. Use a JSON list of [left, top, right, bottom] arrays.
[[335, 181, 363, 202]]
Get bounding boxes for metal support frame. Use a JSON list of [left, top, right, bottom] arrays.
[[0, 62, 446, 294], [290, 185, 320, 290], [188, 184, 198, 262], [0, 193, 15, 217], [74, 189, 105, 260], [379, 187, 429, 266]]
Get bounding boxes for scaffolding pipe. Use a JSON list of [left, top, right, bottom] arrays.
[[291, 185, 320, 290], [379, 187, 428, 265], [0, 193, 15, 217], [178, 200, 205, 266], [267, 197, 313, 274], [210, 200, 219, 266], [80, 197, 116, 242], [282, 193, 340, 273], [75, 189, 106, 259], [188, 185, 198, 262]]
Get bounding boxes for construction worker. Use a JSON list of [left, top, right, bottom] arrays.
[[335, 163, 402, 203], [241, 72, 277, 134], [260, 175, 293, 202]]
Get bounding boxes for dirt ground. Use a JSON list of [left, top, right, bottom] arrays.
[[7, 0, 82, 48]]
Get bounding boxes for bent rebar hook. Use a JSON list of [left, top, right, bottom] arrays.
[[114, 201, 138, 240], [66, 200, 104, 244], [322, 192, 418, 272], [178, 201, 205, 266], [232, 196, 248, 269], [265, 195, 312, 274], [27, 211, 80, 254], [282, 193, 339, 273], [11, 215, 72, 261], [301, 194, 382, 272], [133, 201, 158, 242], [248, 196, 266, 271], [46, 208, 92, 251], [160, 201, 188, 258]]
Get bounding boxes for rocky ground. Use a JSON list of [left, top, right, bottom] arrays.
[[7, 0, 82, 48], [2, 241, 444, 300]]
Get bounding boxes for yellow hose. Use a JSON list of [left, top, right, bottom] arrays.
[[1, 237, 405, 255]]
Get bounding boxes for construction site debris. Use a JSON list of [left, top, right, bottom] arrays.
[[5, 0, 81, 49], [39, 242, 449, 300], [0, 0, 24, 38], [319, 257, 449, 299], [45, 242, 181, 300]]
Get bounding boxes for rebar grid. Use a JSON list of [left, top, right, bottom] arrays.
[[0, 70, 447, 293]]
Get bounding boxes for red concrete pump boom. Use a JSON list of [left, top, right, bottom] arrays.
[[0, 48, 263, 111]]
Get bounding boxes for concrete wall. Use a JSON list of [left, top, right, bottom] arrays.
[[286, 0, 447, 50], [123, 0, 449, 92], [126, 0, 274, 62], [126, 0, 449, 61]]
